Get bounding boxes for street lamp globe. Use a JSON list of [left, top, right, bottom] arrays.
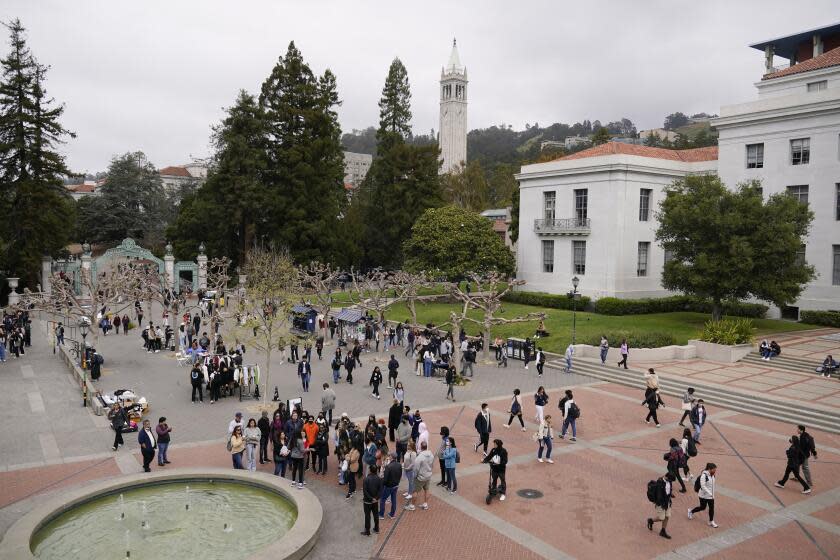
[[572, 276, 580, 290], [78, 320, 89, 339]]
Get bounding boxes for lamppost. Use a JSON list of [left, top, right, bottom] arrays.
[[79, 319, 89, 407], [568, 276, 580, 345]]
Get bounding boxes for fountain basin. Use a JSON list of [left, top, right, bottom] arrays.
[[0, 468, 322, 560]]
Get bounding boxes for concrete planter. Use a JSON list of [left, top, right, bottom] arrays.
[[688, 339, 753, 363]]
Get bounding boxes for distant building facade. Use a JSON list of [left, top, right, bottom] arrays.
[[159, 162, 208, 193], [564, 136, 591, 150], [343, 151, 373, 188], [439, 39, 468, 174], [480, 207, 515, 249]]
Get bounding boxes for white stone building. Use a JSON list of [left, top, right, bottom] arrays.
[[515, 143, 717, 299], [343, 151, 372, 188], [159, 162, 208, 193], [439, 39, 467, 174], [712, 23, 840, 316]]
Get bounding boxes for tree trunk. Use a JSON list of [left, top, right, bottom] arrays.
[[712, 298, 722, 322], [408, 297, 417, 326], [262, 347, 272, 408], [482, 324, 491, 363]]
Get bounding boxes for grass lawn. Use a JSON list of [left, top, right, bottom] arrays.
[[378, 301, 819, 353]]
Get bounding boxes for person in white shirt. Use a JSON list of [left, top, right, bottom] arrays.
[[564, 344, 574, 373], [688, 463, 718, 528], [228, 412, 243, 434]]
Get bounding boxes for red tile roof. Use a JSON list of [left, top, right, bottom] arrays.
[[763, 46, 840, 80], [556, 142, 718, 163], [159, 166, 192, 177], [66, 183, 96, 193]]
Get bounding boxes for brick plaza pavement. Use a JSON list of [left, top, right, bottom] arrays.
[[2, 318, 840, 559]]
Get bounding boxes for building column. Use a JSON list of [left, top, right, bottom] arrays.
[[813, 34, 823, 57], [196, 242, 207, 290], [80, 242, 92, 299], [764, 45, 775, 73], [41, 255, 52, 294], [6, 278, 20, 306], [164, 242, 175, 291]]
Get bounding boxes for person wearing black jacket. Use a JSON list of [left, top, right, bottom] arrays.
[[379, 452, 402, 519], [643, 390, 665, 428], [797, 425, 817, 488], [387, 355, 399, 388], [483, 439, 508, 501], [474, 403, 492, 455], [775, 436, 811, 493], [369, 367, 383, 399], [344, 354, 355, 384], [189, 365, 204, 403], [647, 472, 675, 539], [445, 364, 456, 401], [361, 465, 383, 536], [258, 411, 271, 464], [387, 399, 402, 442]]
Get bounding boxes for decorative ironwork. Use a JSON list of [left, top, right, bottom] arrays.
[[533, 218, 591, 236]]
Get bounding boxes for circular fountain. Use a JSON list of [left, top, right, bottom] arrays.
[[0, 468, 322, 560]]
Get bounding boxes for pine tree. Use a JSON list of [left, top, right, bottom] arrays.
[[168, 90, 268, 266], [356, 58, 442, 268], [0, 19, 75, 286], [259, 42, 345, 263]]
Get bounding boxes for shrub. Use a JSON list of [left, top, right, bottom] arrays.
[[580, 331, 677, 349], [700, 318, 754, 345], [800, 310, 840, 328], [592, 295, 766, 318], [503, 290, 591, 311]]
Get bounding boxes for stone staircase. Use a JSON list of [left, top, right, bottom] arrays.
[[740, 351, 827, 375], [546, 358, 840, 434]]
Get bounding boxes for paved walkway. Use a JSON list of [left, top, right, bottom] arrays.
[[2, 319, 840, 559]]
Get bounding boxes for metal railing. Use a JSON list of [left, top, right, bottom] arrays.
[[533, 218, 591, 234]]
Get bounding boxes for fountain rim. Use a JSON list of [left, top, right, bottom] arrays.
[[0, 467, 323, 560]]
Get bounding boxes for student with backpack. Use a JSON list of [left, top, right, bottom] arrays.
[[559, 389, 579, 441], [797, 425, 817, 488], [503, 389, 526, 431], [664, 438, 687, 493], [775, 435, 811, 494], [646, 472, 676, 539], [688, 463, 718, 528], [680, 427, 698, 480]]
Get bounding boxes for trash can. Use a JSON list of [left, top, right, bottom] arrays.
[[506, 337, 526, 360]]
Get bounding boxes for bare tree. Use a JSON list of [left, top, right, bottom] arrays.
[[391, 270, 429, 326], [450, 272, 544, 362], [297, 261, 341, 341], [347, 268, 400, 323], [233, 247, 298, 408]]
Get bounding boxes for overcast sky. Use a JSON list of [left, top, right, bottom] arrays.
[[3, 1, 838, 173]]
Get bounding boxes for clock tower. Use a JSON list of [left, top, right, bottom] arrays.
[[439, 39, 468, 174]]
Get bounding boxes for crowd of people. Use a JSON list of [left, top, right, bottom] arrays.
[[0, 310, 31, 361]]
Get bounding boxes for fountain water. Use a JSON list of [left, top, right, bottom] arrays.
[[117, 493, 125, 521], [185, 485, 190, 511], [223, 504, 232, 533], [125, 529, 130, 558], [141, 501, 149, 530]]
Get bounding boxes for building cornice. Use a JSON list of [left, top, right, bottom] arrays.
[[713, 97, 840, 129], [516, 161, 715, 183]]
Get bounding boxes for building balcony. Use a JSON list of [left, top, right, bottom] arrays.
[[533, 218, 591, 236]]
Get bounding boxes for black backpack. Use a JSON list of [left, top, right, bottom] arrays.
[[694, 473, 702, 493], [687, 437, 698, 457], [569, 403, 581, 419], [646, 480, 659, 503]]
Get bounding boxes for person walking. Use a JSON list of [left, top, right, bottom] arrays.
[[321, 383, 336, 425], [445, 364, 456, 401], [523, 338, 532, 370], [379, 452, 402, 519], [139, 419, 157, 473], [644, 368, 660, 401], [797, 425, 817, 488], [258, 411, 271, 464], [647, 472, 675, 539], [559, 389, 580, 441], [536, 415, 554, 464], [229, 425, 245, 470], [618, 338, 629, 369], [361, 465, 383, 535], [244, 418, 261, 472], [688, 463, 718, 528], [155, 417, 172, 466], [190, 364, 204, 404], [387, 355, 399, 388], [474, 403, 492, 455], [369, 366, 383, 399], [775, 436, 811, 494], [690, 399, 707, 444], [664, 438, 688, 493], [110, 403, 127, 451], [680, 427, 697, 481], [599, 335, 609, 365], [344, 353, 355, 384], [402, 440, 417, 510], [443, 437, 459, 494], [504, 389, 526, 431], [563, 343, 574, 373], [331, 352, 342, 384], [534, 386, 548, 424], [643, 390, 665, 428], [483, 439, 508, 501], [298, 357, 312, 393], [679, 388, 696, 427], [414, 441, 434, 510], [535, 347, 546, 377]]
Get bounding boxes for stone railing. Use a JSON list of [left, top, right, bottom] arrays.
[[533, 218, 591, 236]]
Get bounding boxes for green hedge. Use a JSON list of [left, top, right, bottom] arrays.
[[800, 310, 840, 328], [579, 331, 677, 349], [592, 296, 767, 318], [502, 290, 591, 311]]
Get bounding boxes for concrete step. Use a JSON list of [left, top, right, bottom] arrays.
[[547, 359, 840, 434], [741, 352, 822, 374]]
